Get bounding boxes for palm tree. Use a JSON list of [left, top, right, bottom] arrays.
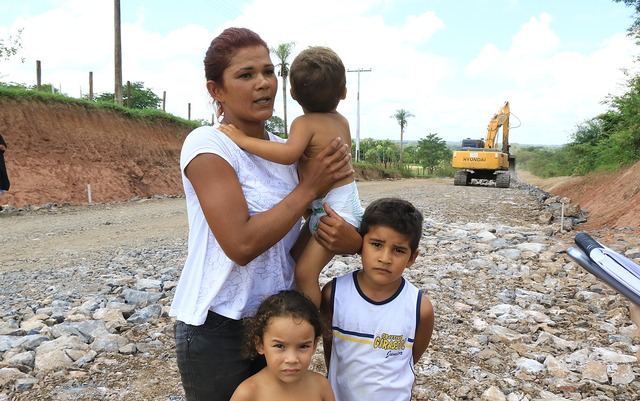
[[391, 109, 414, 165], [270, 42, 295, 138]]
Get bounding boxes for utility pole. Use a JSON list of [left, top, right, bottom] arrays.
[[347, 68, 371, 162], [114, 0, 123, 106]]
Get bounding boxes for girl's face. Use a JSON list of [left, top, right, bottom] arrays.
[[207, 45, 277, 134], [256, 315, 318, 384]]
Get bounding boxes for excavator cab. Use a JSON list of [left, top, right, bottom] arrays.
[[461, 138, 485, 149]]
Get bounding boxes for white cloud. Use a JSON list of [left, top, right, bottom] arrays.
[[1, 0, 637, 145], [402, 11, 444, 44], [461, 13, 635, 144]]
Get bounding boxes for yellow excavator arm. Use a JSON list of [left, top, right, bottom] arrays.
[[485, 101, 510, 151]]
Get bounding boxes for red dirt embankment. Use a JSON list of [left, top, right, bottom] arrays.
[[0, 98, 189, 206], [519, 163, 640, 230], [0, 97, 638, 230]]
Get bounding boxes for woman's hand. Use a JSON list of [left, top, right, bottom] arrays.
[[314, 203, 362, 255], [298, 137, 353, 199]]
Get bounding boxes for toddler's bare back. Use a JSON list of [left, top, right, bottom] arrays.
[[298, 111, 354, 190]]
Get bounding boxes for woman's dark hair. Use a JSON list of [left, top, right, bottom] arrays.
[[204, 27, 268, 83], [242, 290, 323, 359], [203, 27, 269, 116]]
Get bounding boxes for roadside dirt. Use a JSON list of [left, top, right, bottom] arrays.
[[0, 98, 189, 207], [518, 166, 640, 230], [1, 97, 639, 231], [0, 178, 546, 400], [2, 177, 639, 400]]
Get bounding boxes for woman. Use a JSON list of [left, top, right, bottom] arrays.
[[169, 27, 362, 401]]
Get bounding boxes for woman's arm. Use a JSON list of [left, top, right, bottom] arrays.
[[219, 122, 312, 165], [185, 137, 352, 266]]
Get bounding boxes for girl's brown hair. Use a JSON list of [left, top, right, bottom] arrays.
[[242, 290, 323, 359]]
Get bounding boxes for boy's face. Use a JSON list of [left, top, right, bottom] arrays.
[[360, 225, 419, 285]]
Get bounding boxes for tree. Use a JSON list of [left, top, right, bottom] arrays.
[[391, 109, 414, 165], [33, 83, 61, 95], [93, 81, 161, 109], [613, 0, 640, 31], [403, 144, 418, 165], [416, 133, 452, 175], [266, 115, 286, 137], [193, 118, 211, 126], [271, 42, 295, 138], [0, 28, 25, 75], [363, 139, 398, 167], [571, 117, 607, 146]]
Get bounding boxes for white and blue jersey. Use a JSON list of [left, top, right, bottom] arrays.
[[327, 271, 423, 401]]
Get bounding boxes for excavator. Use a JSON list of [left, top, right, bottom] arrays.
[[451, 101, 516, 188]]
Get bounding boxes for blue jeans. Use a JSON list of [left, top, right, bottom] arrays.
[[175, 311, 266, 401]]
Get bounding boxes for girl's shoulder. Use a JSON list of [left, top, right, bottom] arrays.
[[305, 370, 334, 397], [229, 372, 261, 401]]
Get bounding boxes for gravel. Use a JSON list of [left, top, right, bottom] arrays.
[[1, 178, 639, 401]]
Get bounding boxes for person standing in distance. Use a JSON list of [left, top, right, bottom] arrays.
[[0, 132, 10, 195]]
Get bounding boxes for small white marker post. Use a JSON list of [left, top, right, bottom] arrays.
[[88, 183, 92, 204]]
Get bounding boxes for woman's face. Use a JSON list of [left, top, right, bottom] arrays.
[[210, 45, 277, 132]]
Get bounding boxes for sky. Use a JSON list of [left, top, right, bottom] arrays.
[[0, 0, 638, 146]]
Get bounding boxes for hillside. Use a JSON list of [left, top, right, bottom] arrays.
[[0, 97, 639, 230], [519, 164, 640, 230], [0, 98, 189, 206]]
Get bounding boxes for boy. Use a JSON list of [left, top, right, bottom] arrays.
[[320, 197, 434, 401], [219, 46, 363, 308]]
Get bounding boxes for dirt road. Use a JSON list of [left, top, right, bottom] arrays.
[[0, 196, 188, 273], [0, 178, 539, 274], [3, 178, 639, 401]]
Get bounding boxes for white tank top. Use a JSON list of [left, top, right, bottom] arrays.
[[328, 271, 423, 401], [170, 126, 300, 325]]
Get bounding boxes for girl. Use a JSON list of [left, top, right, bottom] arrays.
[[230, 290, 335, 401]]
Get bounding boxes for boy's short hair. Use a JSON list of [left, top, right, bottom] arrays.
[[359, 198, 423, 252], [289, 46, 346, 112]]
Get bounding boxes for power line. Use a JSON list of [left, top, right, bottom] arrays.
[[198, 0, 246, 21]]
